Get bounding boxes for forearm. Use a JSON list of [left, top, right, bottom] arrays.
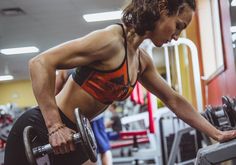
[[169, 95, 222, 141], [29, 57, 62, 128]]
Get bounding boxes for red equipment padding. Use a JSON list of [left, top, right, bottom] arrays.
[[131, 84, 139, 103], [147, 92, 155, 133], [119, 130, 147, 138], [137, 82, 144, 105], [131, 82, 144, 105], [110, 137, 149, 149]]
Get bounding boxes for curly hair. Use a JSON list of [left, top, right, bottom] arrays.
[[121, 0, 196, 36]]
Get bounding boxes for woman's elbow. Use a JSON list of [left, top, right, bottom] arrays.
[[28, 57, 35, 68], [28, 56, 45, 73]]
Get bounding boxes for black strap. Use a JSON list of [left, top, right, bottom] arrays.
[[138, 49, 142, 77], [115, 23, 128, 58]]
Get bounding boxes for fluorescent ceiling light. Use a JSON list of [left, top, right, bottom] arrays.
[[0, 75, 14, 81], [83, 10, 122, 22], [0, 46, 39, 55], [232, 0, 236, 6], [231, 26, 236, 33]]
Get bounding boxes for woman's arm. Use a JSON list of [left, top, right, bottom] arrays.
[[138, 49, 236, 142], [29, 28, 119, 128], [28, 27, 121, 154]]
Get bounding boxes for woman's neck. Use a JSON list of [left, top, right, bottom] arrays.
[[125, 26, 147, 51]]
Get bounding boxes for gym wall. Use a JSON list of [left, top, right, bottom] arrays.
[[185, 6, 205, 108], [200, 1, 236, 105], [184, 1, 236, 107], [0, 80, 37, 108]]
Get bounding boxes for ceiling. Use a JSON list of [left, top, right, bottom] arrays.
[[0, 0, 126, 81]]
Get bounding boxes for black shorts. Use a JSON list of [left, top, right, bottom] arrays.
[[4, 106, 89, 165]]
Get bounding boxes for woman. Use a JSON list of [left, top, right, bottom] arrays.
[[55, 69, 113, 165], [5, 0, 236, 164]]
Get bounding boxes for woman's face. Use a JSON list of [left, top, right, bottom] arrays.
[[149, 6, 194, 47]]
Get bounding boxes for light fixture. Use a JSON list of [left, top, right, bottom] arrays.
[[0, 46, 39, 55], [83, 10, 122, 22], [0, 75, 14, 81], [231, 0, 236, 6]]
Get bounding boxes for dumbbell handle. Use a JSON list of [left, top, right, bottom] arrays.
[[33, 133, 81, 157]]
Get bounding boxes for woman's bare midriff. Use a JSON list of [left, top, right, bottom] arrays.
[[55, 76, 109, 123]]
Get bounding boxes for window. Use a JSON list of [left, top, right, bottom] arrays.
[[229, 0, 236, 56], [198, 0, 224, 82]]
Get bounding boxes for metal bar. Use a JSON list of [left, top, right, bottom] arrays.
[[174, 45, 183, 95], [195, 139, 236, 165], [164, 38, 203, 111], [164, 46, 172, 86], [167, 127, 194, 165]]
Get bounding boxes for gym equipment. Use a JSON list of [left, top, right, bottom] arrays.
[[202, 105, 233, 131], [0, 124, 12, 142], [23, 108, 97, 165], [201, 96, 236, 131], [167, 127, 196, 165], [194, 96, 236, 164], [195, 138, 236, 165], [222, 96, 236, 127]]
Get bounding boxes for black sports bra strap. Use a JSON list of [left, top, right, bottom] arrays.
[[115, 23, 131, 84], [115, 23, 128, 58], [138, 49, 142, 76]]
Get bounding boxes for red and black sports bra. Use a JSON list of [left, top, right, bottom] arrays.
[[72, 23, 141, 104]]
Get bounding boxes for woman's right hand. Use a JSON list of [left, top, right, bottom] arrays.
[[215, 129, 236, 143], [48, 124, 76, 154]]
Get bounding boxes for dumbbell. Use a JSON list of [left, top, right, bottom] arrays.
[[222, 96, 236, 128], [23, 108, 97, 165], [202, 105, 232, 131], [201, 105, 214, 125]]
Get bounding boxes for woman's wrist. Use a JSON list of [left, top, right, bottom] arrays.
[[212, 129, 223, 142], [42, 108, 63, 128], [48, 123, 66, 136]]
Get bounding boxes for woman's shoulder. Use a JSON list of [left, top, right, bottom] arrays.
[[79, 25, 124, 57], [82, 24, 122, 42], [97, 24, 127, 53], [105, 23, 124, 32], [87, 24, 124, 47], [103, 24, 126, 40]]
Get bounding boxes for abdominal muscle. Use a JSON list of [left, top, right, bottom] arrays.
[[55, 75, 108, 123]]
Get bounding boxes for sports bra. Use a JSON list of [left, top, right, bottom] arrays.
[[72, 23, 141, 104]]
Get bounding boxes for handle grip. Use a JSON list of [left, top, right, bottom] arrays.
[[33, 133, 81, 157]]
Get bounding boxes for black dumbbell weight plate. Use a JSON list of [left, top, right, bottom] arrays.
[[222, 96, 236, 127], [24, 126, 37, 165], [205, 106, 215, 126], [74, 108, 97, 162]]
